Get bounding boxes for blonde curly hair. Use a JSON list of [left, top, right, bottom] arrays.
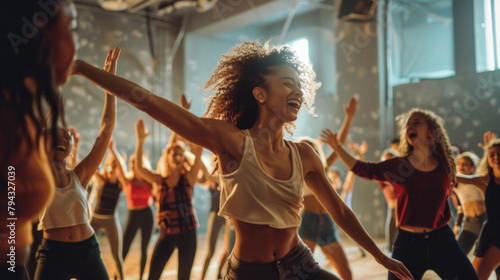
[[202, 41, 321, 135], [476, 139, 500, 176], [397, 108, 456, 183]]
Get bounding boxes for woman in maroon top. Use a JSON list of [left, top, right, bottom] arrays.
[[323, 108, 478, 280]]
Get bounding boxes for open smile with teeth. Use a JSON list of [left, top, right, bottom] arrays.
[[287, 99, 302, 109]]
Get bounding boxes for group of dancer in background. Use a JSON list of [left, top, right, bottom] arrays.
[[2, 1, 500, 280]]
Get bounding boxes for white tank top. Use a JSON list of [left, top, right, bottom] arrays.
[[218, 130, 304, 229], [38, 171, 90, 230]]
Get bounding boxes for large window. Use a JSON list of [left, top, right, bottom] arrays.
[[475, 0, 500, 72], [288, 37, 310, 63], [388, 0, 454, 84]]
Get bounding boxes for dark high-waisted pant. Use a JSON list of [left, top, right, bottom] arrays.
[[34, 234, 109, 280], [225, 241, 341, 280], [389, 226, 478, 280], [147, 228, 196, 280]]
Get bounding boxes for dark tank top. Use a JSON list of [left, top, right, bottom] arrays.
[[485, 176, 500, 223], [94, 180, 121, 215]]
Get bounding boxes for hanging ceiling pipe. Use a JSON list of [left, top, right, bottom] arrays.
[[157, 0, 218, 16], [196, 0, 218, 13], [277, 0, 300, 45], [166, 11, 190, 84], [128, 0, 163, 13]]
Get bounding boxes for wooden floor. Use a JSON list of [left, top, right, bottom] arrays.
[[98, 230, 497, 280]]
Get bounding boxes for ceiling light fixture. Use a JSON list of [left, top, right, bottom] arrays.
[[98, 0, 129, 11]]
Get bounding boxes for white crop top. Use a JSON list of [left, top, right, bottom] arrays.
[[218, 130, 304, 229], [38, 171, 90, 230], [453, 182, 485, 212]]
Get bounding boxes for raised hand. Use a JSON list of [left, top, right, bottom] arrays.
[[358, 140, 368, 156], [348, 142, 359, 154], [103, 47, 120, 75], [135, 119, 150, 142], [344, 97, 358, 119], [180, 94, 192, 110], [478, 131, 497, 149]]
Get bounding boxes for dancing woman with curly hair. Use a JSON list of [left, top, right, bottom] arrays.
[[73, 41, 413, 280], [324, 108, 479, 280]]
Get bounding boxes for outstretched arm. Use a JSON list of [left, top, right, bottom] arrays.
[[134, 119, 163, 185], [73, 60, 235, 154], [298, 144, 413, 280], [456, 174, 489, 193], [325, 98, 357, 170], [75, 48, 119, 187]]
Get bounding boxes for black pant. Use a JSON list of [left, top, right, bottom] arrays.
[[0, 264, 26, 280], [225, 242, 341, 280], [147, 228, 196, 280], [34, 234, 109, 280], [389, 226, 478, 280], [122, 207, 153, 280]]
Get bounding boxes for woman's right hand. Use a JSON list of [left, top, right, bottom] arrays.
[[135, 119, 150, 142], [378, 255, 414, 280], [103, 47, 120, 75], [344, 97, 358, 120]]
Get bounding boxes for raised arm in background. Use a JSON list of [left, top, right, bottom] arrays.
[[325, 97, 358, 170], [74, 48, 119, 188]]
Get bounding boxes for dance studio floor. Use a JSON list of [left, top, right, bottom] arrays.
[[98, 231, 497, 280]]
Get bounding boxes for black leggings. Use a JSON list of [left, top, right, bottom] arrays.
[[122, 206, 153, 280], [147, 228, 197, 280], [201, 211, 225, 279]]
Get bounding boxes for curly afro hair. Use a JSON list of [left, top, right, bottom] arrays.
[[202, 41, 321, 135]]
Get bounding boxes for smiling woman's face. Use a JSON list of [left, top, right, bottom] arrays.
[[48, 127, 73, 161]]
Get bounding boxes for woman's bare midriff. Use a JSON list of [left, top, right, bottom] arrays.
[[232, 219, 300, 263], [399, 225, 435, 233], [463, 200, 487, 217], [43, 223, 94, 242]]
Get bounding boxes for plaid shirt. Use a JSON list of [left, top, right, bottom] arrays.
[[156, 175, 198, 234]]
